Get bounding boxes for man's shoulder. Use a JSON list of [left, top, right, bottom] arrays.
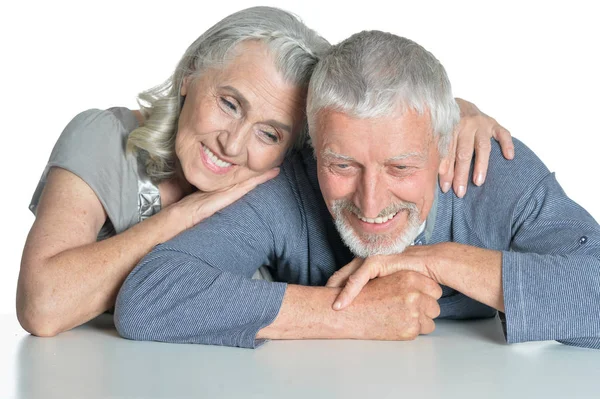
[[213, 149, 317, 234], [244, 150, 312, 205], [436, 137, 555, 247], [483, 137, 551, 197], [453, 137, 553, 221]]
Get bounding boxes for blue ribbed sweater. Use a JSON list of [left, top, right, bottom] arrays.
[[115, 139, 600, 349]]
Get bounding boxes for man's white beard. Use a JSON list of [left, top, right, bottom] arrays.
[[331, 199, 422, 258]]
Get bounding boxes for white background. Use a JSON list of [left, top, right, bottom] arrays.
[[1, 0, 598, 314]]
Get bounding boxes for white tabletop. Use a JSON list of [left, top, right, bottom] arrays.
[[2, 313, 599, 399]]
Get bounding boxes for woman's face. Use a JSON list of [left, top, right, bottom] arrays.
[[176, 41, 306, 192]]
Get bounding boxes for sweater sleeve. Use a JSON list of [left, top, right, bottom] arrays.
[[502, 172, 600, 348], [114, 171, 303, 348]]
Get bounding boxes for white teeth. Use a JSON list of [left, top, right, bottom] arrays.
[[203, 145, 232, 168], [358, 211, 397, 224]]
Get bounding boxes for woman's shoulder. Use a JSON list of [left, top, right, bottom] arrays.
[[57, 107, 139, 145], [31, 107, 143, 233]]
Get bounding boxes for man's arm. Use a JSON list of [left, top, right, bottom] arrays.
[[115, 171, 442, 347], [258, 271, 441, 341], [116, 233, 442, 347], [329, 171, 600, 348]]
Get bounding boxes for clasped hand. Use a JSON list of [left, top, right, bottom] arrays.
[[327, 245, 445, 311]]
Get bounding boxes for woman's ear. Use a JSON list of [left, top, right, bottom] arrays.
[[180, 76, 192, 97]]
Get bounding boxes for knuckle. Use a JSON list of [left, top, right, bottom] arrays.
[[459, 117, 473, 128], [427, 281, 443, 298], [401, 324, 420, 340], [474, 115, 489, 125], [475, 139, 492, 150], [346, 273, 362, 287], [456, 149, 474, 162], [404, 292, 420, 305]]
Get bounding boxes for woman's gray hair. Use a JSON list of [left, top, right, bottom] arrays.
[[127, 6, 330, 181], [307, 31, 459, 156]]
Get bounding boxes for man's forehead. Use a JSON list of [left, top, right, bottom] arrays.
[[315, 109, 434, 161], [321, 148, 426, 162]]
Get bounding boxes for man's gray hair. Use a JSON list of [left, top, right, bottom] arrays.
[[128, 6, 330, 181], [307, 31, 459, 155]]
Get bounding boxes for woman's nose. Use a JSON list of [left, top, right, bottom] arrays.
[[217, 125, 251, 158]]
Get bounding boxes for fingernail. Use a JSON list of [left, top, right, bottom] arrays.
[[508, 149, 515, 159], [457, 185, 466, 198], [475, 173, 484, 186], [333, 301, 342, 310], [442, 182, 451, 193]]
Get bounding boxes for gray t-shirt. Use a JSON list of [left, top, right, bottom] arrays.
[[29, 107, 161, 240], [29, 107, 271, 281]]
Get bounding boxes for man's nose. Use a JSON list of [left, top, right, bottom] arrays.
[[217, 123, 251, 158], [355, 169, 388, 219]]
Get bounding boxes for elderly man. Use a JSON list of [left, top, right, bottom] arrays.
[[115, 31, 600, 349]]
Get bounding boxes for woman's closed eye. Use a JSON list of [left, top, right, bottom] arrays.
[[256, 127, 281, 144], [218, 97, 241, 117]]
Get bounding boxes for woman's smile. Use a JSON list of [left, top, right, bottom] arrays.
[[200, 143, 236, 175]]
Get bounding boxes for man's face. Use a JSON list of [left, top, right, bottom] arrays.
[[314, 108, 446, 258]]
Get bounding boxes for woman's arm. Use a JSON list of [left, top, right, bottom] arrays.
[[17, 166, 278, 337]]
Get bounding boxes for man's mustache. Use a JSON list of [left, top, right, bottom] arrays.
[[331, 199, 418, 219]]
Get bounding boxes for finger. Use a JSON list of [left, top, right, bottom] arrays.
[[422, 296, 441, 319], [452, 126, 475, 198], [421, 279, 443, 300], [472, 136, 492, 186], [493, 126, 515, 160], [419, 315, 436, 335], [326, 258, 363, 288], [438, 132, 457, 193], [332, 263, 373, 311], [202, 168, 281, 216]]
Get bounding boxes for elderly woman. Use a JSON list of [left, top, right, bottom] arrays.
[[17, 7, 513, 337]]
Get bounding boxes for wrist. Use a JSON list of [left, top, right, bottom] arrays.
[[150, 206, 186, 244], [426, 242, 456, 286]]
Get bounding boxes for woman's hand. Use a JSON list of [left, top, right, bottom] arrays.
[[441, 98, 514, 197], [165, 167, 280, 235]]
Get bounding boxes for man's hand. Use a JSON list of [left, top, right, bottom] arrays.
[[327, 245, 445, 310], [349, 271, 442, 339], [327, 243, 505, 313], [441, 98, 514, 198], [261, 270, 443, 341]]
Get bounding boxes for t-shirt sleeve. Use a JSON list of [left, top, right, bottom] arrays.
[[29, 108, 139, 234]]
